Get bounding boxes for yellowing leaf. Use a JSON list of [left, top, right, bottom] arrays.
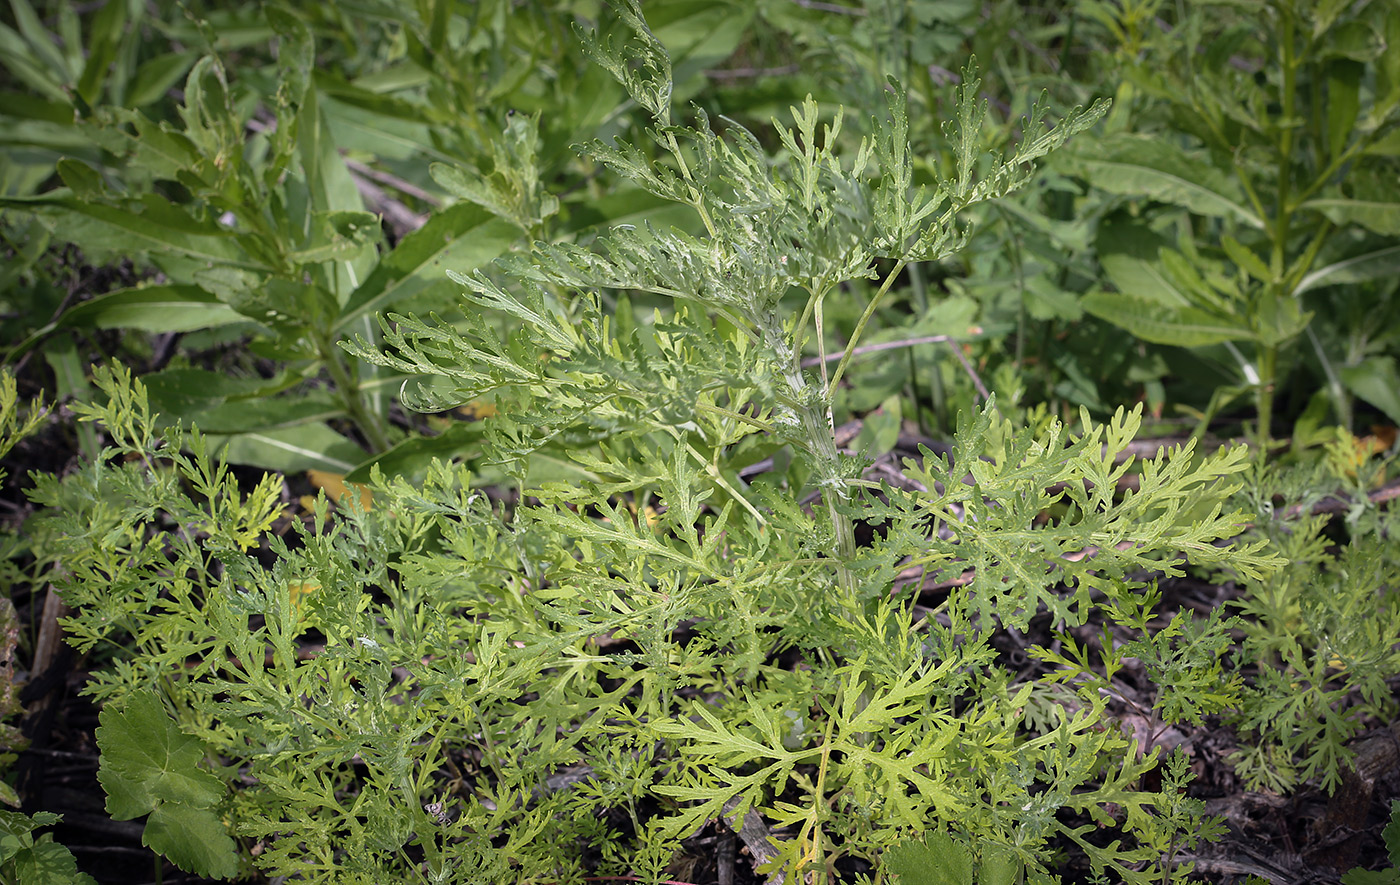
[[287, 580, 321, 622], [307, 468, 373, 511], [456, 400, 497, 419]]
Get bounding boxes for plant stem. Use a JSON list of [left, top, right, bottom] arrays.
[[319, 331, 391, 453], [800, 395, 857, 589], [1256, 342, 1276, 445], [831, 259, 908, 390], [764, 313, 857, 590], [678, 437, 766, 526], [1258, 5, 1298, 448]]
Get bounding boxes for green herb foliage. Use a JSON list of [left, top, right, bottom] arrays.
[[0, 372, 90, 885], [1227, 438, 1400, 794], [1063, 0, 1400, 442], [0, 0, 745, 475], [31, 7, 1306, 881]]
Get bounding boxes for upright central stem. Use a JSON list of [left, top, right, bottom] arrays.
[[762, 317, 857, 592], [318, 330, 391, 453], [798, 394, 857, 591]]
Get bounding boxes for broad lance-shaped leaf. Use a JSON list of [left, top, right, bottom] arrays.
[[1295, 243, 1400, 294], [0, 15, 67, 101], [315, 76, 439, 160], [1057, 135, 1263, 228], [96, 689, 238, 878], [125, 50, 199, 108], [74, 0, 127, 106], [1081, 291, 1251, 347], [296, 84, 376, 299], [1341, 356, 1400, 426], [173, 392, 346, 435], [285, 209, 381, 265], [1096, 222, 1193, 307], [1301, 197, 1400, 236], [140, 366, 300, 418], [649, 0, 753, 93], [336, 203, 521, 331], [0, 193, 257, 269], [207, 423, 364, 474], [53, 285, 242, 334]]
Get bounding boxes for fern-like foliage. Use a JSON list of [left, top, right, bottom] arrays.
[[37, 5, 1295, 883]]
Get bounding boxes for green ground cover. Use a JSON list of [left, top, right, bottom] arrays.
[[1, 0, 1398, 882]]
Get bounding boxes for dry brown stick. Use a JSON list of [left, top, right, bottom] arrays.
[[343, 157, 441, 208], [348, 169, 428, 239], [1283, 477, 1400, 518], [716, 825, 738, 885], [801, 334, 995, 404], [790, 0, 865, 13], [722, 795, 787, 885]]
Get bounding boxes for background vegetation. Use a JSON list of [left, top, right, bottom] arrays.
[[0, 0, 1397, 883]]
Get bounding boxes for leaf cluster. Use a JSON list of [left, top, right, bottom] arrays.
[[1062, 0, 1400, 440], [1226, 444, 1400, 794], [27, 9, 1301, 881]]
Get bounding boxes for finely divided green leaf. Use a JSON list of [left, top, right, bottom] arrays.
[[0, 193, 256, 269]]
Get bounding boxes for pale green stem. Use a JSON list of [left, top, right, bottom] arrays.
[[679, 437, 767, 527], [814, 290, 832, 425], [1306, 325, 1351, 431], [765, 314, 857, 591], [317, 330, 391, 453], [831, 258, 908, 391], [1258, 8, 1298, 448], [798, 395, 856, 589], [695, 400, 777, 434], [661, 129, 718, 238], [1256, 342, 1277, 445]]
